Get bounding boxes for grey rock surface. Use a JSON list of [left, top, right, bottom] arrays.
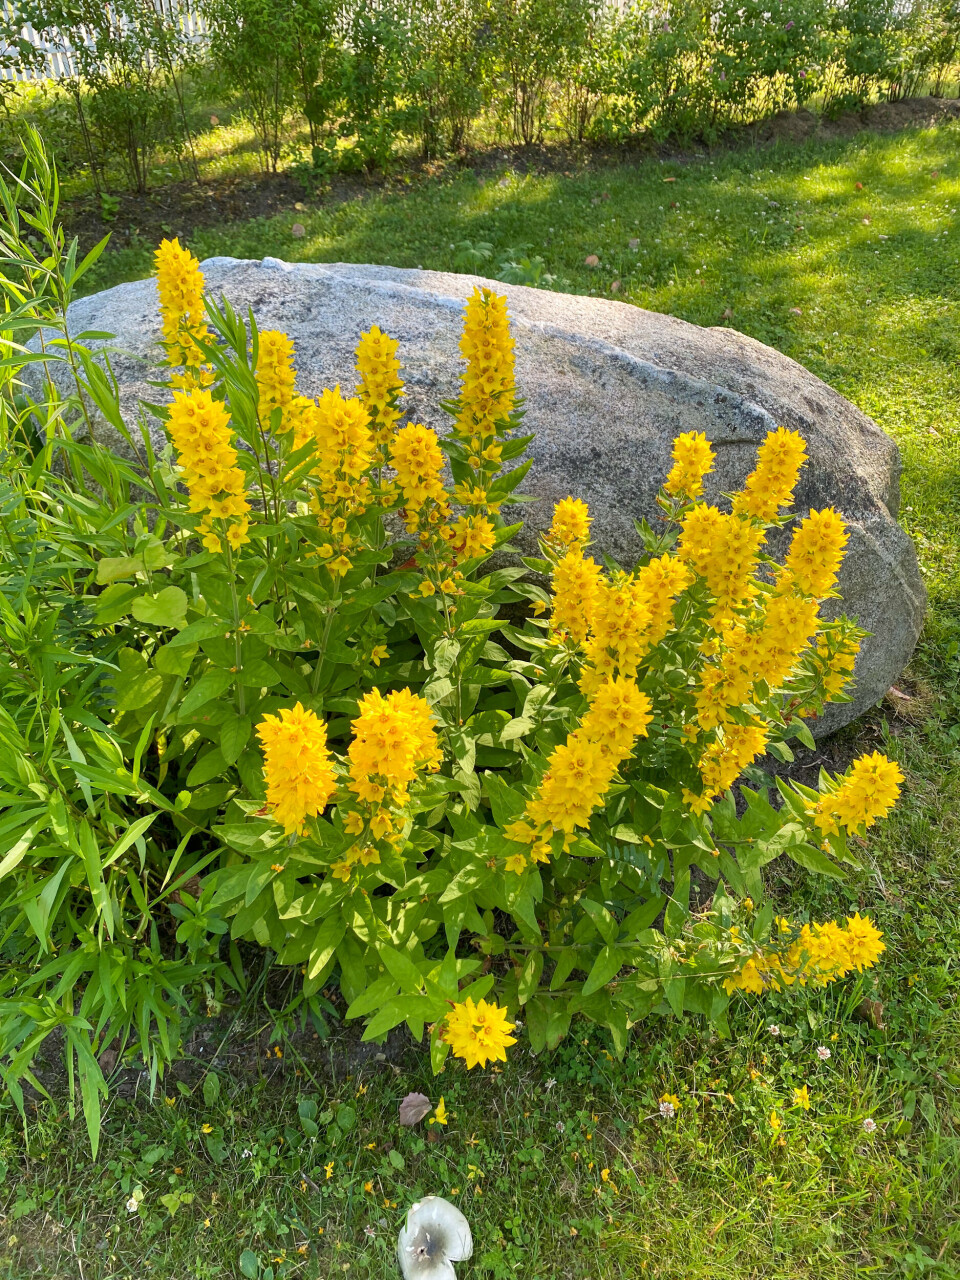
[[58, 256, 924, 733]]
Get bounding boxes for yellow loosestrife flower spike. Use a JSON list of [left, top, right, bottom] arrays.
[[154, 237, 211, 385], [355, 324, 404, 448], [444, 997, 516, 1069], [390, 424, 450, 531], [664, 430, 715, 500], [784, 507, 849, 597], [165, 386, 250, 552], [547, 497, 591, 551], [732, 426, 807, 520], [550, 550, 602, 645], [255, 329, 298, 426], [678, 504, 766, 620], [814, 751, 903, 835], [724, 913, 885, 995], [456, 287, 515, 476], [257, 703, 337, 836]]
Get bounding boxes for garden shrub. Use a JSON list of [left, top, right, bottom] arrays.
[[0, 134, 897, 1146], [402, 0, 491, 157], [19, 0, 195, 193], [200, 0, 303, 173]]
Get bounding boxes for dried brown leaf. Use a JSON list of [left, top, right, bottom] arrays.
[[399, 1092, 432, 1126]]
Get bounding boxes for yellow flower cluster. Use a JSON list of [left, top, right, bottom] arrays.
[[685, 720, 770, 815], [724, 912, 885, 994], [334, 688, 442, 879], [546, 496, 591, 552], [451, 513, 497, 561], [694, 591, 821, 732], [550, 551, 603, 645], [505, 676, 652, 871], [255, 329, 297, 424], [165, 387, 250, 551], [678, 504, 766, 620], [154, 237, 211, 387], [257, 702, 337, 835], [581, 555, 694, 691], [444, 997, 516, 1069], [309, 388, 375, 576], [252, 330, 322, 452], [813, 751, 903, 836], [355, 325, 404, 451], [455, 287, 515, 481], [390, 424, 450, 533], [731, 427, 807, 520], [815, 629, 861, 701], [784, 507, 849, 597], [664, 430, 715, 500]]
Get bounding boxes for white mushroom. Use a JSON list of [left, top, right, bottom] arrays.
[[397, 1196, 473, 1280]]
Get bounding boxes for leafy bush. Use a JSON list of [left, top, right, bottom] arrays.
[[20, 0, 196, 193], [0, 133, 897, 1147], [200, 0, 302, 173], [402, 0, 491, 157]]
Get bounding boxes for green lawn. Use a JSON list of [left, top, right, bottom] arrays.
[[3, 124, 960, 1280]]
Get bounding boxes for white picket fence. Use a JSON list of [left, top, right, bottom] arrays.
[[0, 1, 207, 81]]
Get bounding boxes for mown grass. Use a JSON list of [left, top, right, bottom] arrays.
[[2, 123, 959, 1280]]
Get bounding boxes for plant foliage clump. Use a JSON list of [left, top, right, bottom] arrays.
[[0, 133, 894, 1150]]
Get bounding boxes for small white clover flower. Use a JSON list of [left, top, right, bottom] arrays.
[[659, 1100, 676, 1119], [555, 1121, 565, 1134], [816, 1046, 831, 1061], [241, 1148, 253, 1159], [863, 1118, 877, 1133], [768, 1024, 781, 1037], [125, 1197, 139, 1214], [398, 1196, 472, 1280]]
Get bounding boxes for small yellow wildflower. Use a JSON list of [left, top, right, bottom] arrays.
[[793, 1085, 811, 1111]]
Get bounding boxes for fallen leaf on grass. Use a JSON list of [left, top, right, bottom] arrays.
[[610, 280, 621, 292], [628, 238, 640, 250], [291, 223, 306, 238], [789, 306, 803, 315], [663, 176, 677, 183], [584, 254, 600, 267], [399, 1092, 432, 1126], [721, 307, 734, 320]]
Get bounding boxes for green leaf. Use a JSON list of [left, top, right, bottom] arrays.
[[131, 586, 188, 629], [113, 648, 164, 713], [96, 554, 142, 584], [583, 944, 624, 997], [379, 945, 423, 994], [178, 669, 235, 720], [308, 914, 347, 980], [221, 715, 252, 766], [517, 951, 543, 1004], [239, 1249, 259, 1279], [786, 843, 846, 879], [238, 659, 281, 687], [202, 1072, 221, 1107], [155, 641, 197, 677], [335, 1103, 356, 1132], [94, 581, 138, 625], [187, 748, 228, 787]]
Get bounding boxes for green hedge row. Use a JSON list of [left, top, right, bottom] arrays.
[[4, 0, 960, 192]]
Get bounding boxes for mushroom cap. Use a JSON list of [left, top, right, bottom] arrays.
[[397, 1196, 473, 1279]]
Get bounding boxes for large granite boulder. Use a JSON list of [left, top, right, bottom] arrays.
[[57, 256, 924, 733]]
